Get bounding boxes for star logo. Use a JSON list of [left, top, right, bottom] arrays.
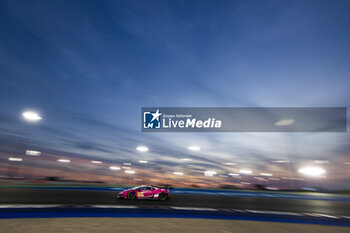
[[151, 109, 162, 122], [143, 109, 162, 129]]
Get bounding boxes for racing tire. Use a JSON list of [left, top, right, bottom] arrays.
[[158, 193, 168, 201], [127, 191, 136, 200]]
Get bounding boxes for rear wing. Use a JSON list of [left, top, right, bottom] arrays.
[[152, 184, 174, 190]]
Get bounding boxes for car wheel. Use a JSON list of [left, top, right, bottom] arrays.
[[158, 193, 168, 201], [127, 191, 136, 200]]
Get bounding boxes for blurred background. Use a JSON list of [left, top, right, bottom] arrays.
[[0, 0, 350, 193]]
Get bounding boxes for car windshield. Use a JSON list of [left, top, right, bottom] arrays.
[[132, 186, 150, 190]]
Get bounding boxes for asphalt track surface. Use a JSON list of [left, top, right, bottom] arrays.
[[1, 188, 350, 216]]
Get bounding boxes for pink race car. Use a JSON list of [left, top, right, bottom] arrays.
[[117, 185, 172, 201]]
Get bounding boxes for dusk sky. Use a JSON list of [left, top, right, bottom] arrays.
[[0, 0, 349, 189]]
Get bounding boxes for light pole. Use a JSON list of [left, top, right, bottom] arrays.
[[57, 159, 71, 180], [21, 111, 42, 178], [7, 111, 42, 178], [7, 157, 23, 177], [298, 166, 326, 190], [26, 150, 41, 178], [136, 145, 148, 183]]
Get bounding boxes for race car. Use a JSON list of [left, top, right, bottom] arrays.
[[117, 185, 172, 201]]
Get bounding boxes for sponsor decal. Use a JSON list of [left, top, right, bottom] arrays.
[[137, 192, 144, 198]]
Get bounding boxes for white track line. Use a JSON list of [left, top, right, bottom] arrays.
[[245, 210, 302, 216], [0, 205, 61, 208], [93, 205, 138, 209], [171, 207, 218, 211], [304, 213, 339, 219]]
